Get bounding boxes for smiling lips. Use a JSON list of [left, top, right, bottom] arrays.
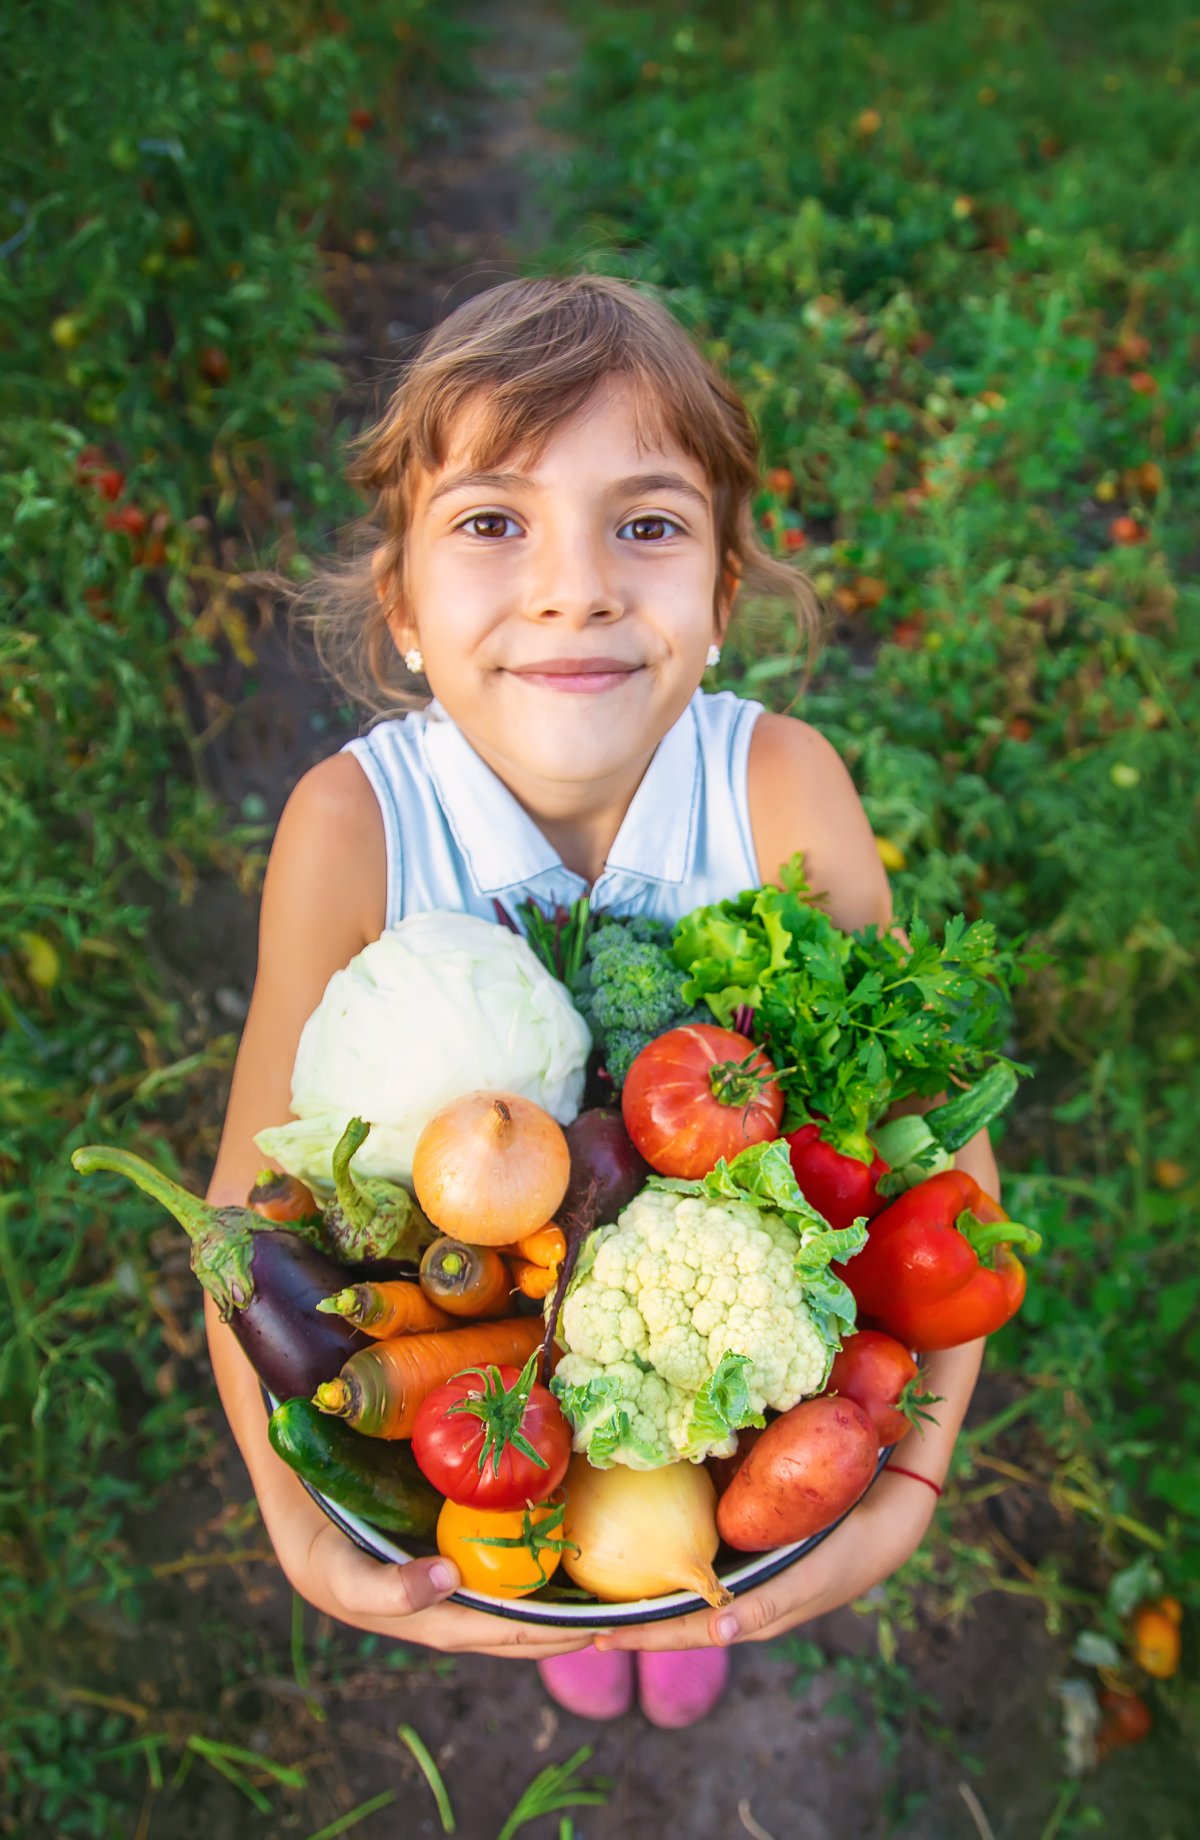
[[510, 656, 643, 694]]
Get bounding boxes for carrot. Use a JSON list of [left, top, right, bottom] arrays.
[[312, 1316, 545, 1438], [316, 1280, 454, 1338], [494, 1224, 567, 1267], [246, 1169, 321, 1224], [511, 1258, 559, 1300], [419, 1237, 513, 1318]]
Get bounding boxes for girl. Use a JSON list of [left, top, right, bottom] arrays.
[[204, 274, 999, 1728]]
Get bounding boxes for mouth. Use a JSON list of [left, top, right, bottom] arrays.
[[508, 657, 644, 695]]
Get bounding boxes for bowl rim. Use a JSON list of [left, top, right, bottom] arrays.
[[266, 1389, 894, 1627]]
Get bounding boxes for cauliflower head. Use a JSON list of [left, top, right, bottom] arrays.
[[551, 1165, 860, 1469]]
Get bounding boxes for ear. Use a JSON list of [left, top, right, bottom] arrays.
[[716, 551, 742, 639], [371, 546, 413, 652]]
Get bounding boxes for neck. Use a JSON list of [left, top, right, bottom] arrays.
[[464, 736, 656, 887]]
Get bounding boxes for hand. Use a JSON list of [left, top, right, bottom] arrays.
[[282, 1501, 596, 1661], [593, 1471, 936, 1653]]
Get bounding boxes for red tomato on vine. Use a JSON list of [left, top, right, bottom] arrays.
[[410, 1352, 571, 1511]]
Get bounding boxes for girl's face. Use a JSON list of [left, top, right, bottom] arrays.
[[387, 377, 731, 807]]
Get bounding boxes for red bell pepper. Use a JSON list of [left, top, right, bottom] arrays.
[[838, 1168, 1041, 1350], [786, 1121, 892, 1233]]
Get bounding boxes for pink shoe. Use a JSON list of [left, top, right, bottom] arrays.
[[537, 1644, 635, 1720], [637, 1646, 731, 1728]]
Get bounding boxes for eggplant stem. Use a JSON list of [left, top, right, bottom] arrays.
[[72, 1145, 214, 1242]]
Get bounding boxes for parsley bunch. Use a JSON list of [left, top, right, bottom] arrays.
[[672, 854, 1028, 1161]]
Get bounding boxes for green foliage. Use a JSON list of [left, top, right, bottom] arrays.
[[0, 1, 473, 1831], [540, 0, 1200, 1675]]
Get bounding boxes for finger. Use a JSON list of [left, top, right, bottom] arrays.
[[705, 1586, 792, 1647], [593, 1609, 716, 1652], [319, 1526, 460, 1621]]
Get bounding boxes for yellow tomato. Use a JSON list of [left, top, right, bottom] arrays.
[[437, 1492, 571, 1598]]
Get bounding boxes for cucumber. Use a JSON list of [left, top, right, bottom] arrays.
[[268, 1396, 442, 1538]]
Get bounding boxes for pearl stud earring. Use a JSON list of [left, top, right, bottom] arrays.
[[403, 647, 424, 674], [706, 643, 722, 668]]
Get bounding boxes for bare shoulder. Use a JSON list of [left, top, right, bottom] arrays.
[[265, 751, 387, 955], [747, 710, 893, 934]]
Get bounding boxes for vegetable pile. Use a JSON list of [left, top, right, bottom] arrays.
[[70, 874, 1041, 1610]]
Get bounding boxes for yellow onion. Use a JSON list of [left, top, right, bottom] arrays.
[[561, 1456, 732, 1609], [411, 1090, 570, 1246]]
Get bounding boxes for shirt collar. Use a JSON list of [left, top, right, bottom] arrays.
[[419, 696, 702, 897]]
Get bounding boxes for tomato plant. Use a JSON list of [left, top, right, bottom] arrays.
[[411, 1351, 571, 1510], [621, 1024, 784, 1178]]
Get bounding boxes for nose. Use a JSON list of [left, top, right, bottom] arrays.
[[525, 521, 625, 627]]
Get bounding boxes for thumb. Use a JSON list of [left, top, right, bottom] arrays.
[[322, 1531, 460, 1620]]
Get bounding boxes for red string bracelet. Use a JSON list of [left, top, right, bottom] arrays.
[[886, 1463, 942, 1499]]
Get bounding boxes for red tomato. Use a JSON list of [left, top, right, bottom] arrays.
[[105, 505, 148, 539], [824, 1330, 941, 1445], [410, 1355, 571, 1511], [621, 1024, 784, 1178]]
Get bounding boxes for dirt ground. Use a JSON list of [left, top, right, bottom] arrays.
[[130, 5, 1177, 1835]]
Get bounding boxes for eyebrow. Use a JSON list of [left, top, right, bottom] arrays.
[[425, 467, 711, 512]]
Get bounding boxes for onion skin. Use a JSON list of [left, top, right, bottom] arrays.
[[412, 1091, 571, 1246], [560, 1456, 732, 1609]]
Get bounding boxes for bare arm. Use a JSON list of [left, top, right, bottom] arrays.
[[204, 754, 588, 1657]]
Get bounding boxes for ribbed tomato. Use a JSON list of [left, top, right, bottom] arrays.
[[621, 1024, 783, 1178]]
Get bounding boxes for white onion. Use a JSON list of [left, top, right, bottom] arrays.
[[561, 1456, 731, 1608]]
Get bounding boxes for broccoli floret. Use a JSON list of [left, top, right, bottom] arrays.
[[573, 920, 706, 1087]]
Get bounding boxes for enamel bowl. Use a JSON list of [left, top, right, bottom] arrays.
[[279, 1397, 895, 1627]]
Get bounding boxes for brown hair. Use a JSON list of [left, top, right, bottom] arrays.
[[285, 273, 823, 716]]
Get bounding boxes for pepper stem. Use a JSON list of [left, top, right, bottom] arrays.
[[957, 1210, 1043, 1260], [331, 1117, 372, 1233], [72, 1144, 216, 1243]]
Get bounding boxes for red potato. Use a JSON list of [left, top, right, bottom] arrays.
[[716, 1395, 879, 1552]]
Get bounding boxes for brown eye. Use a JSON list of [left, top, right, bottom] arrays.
[[620, 515, 680, 541], [464, 513, 517, 538]]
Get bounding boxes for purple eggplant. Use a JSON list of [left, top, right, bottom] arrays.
[[71, 1145, 365, 1398]]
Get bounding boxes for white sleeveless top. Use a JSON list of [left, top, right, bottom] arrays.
[[341, 688, 765, 933]]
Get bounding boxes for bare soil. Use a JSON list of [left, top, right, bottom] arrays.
[[124, 5, 1181, 1836]]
